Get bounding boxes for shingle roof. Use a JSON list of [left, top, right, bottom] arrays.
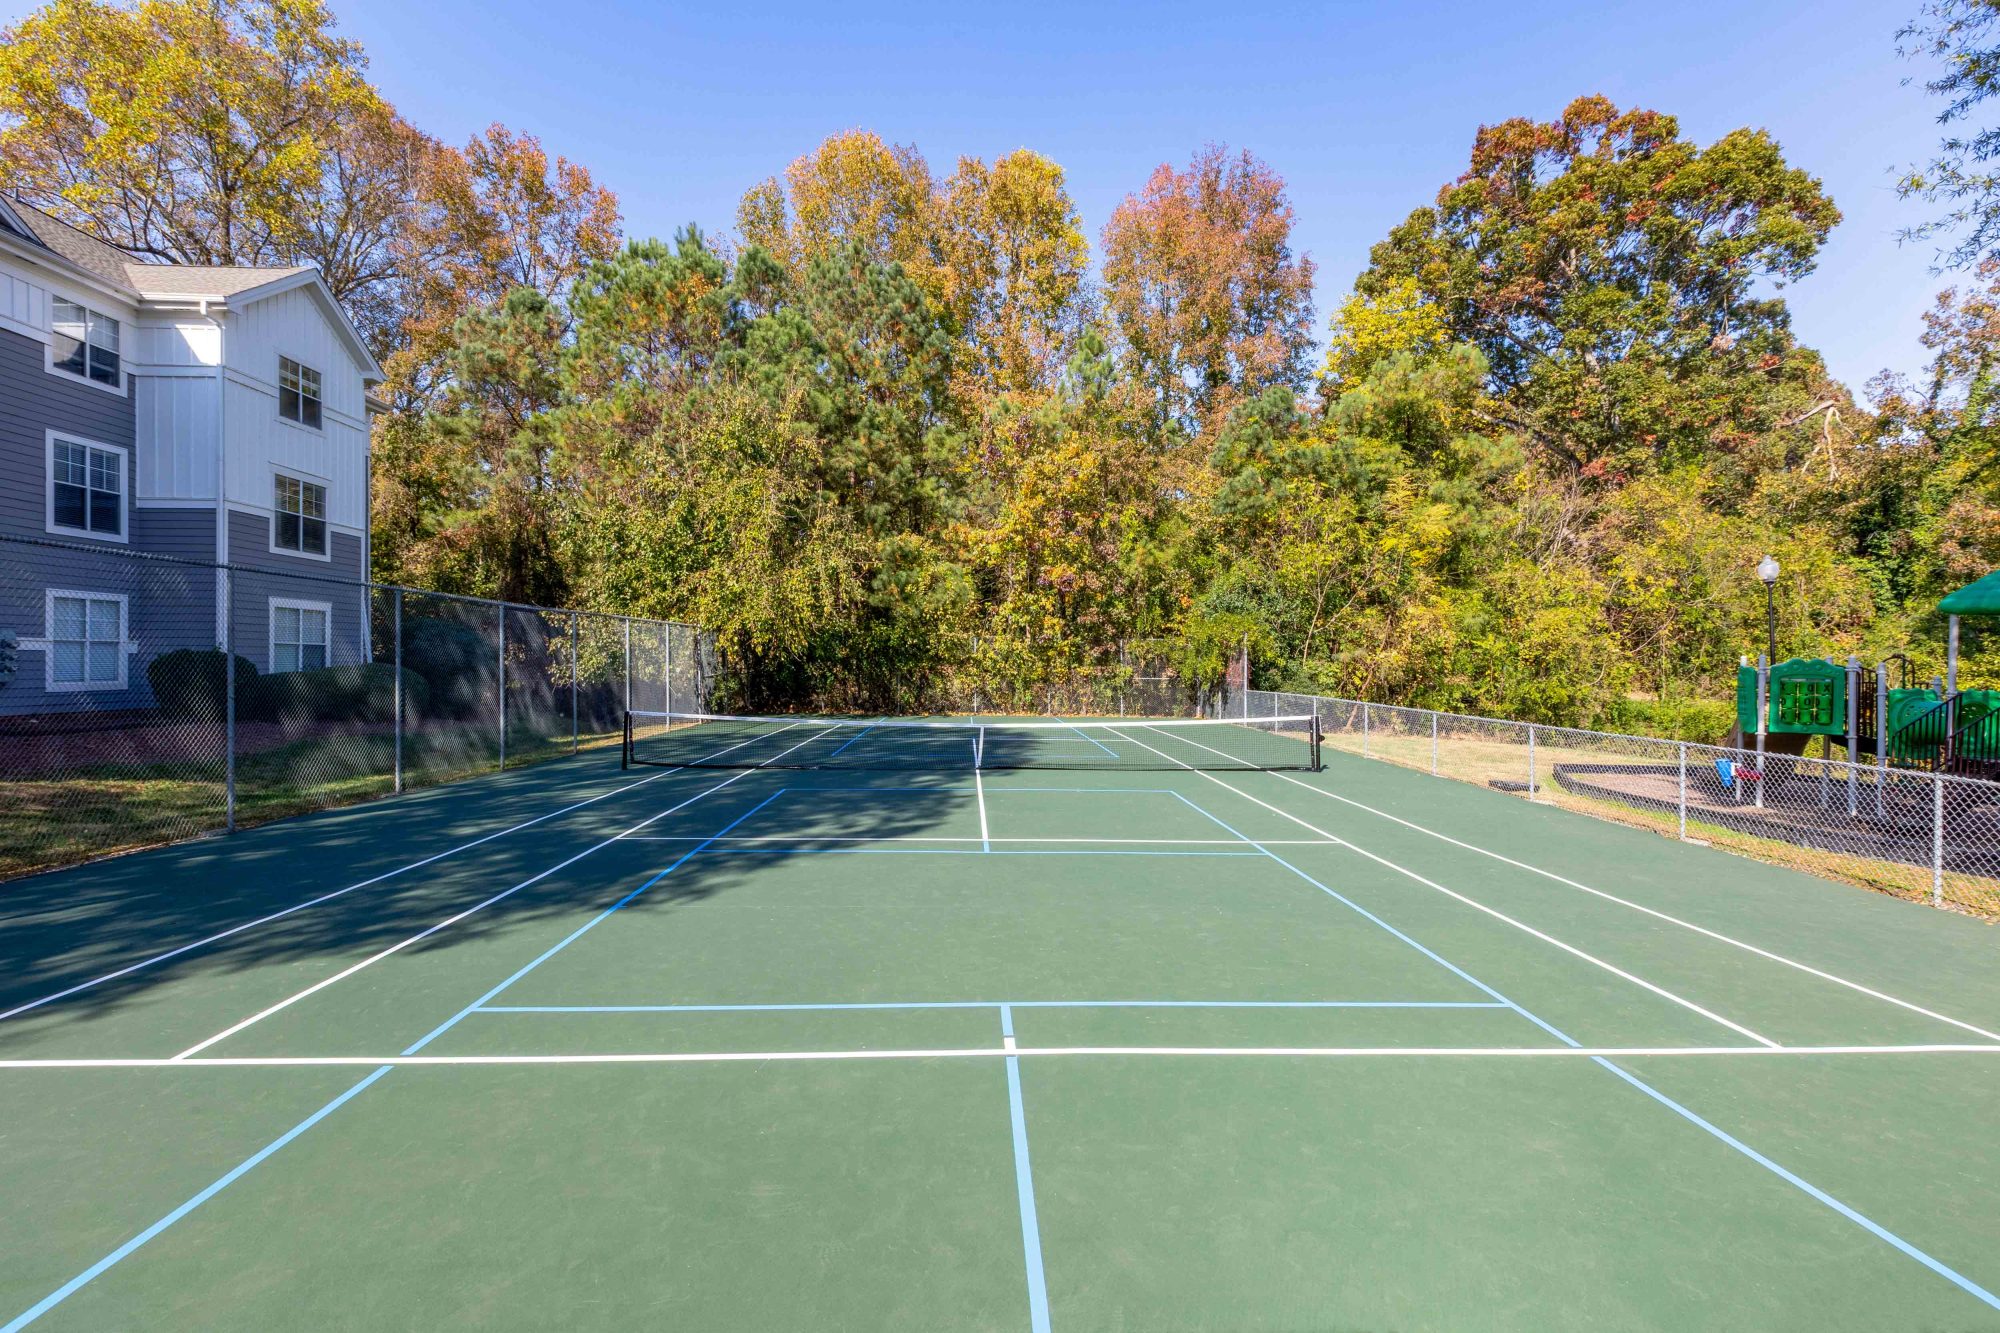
[[0, 194, 145, 290], [0, 194, 310, 300], [121, 264, 313, 300]]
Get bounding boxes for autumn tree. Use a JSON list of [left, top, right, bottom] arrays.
[[1359, 95, 1839, 481], [1100, 145, 1317, 436], [0, 0, 394, 305], [936, 149, 1090, 394], [737, 130, 939, 299], [1899, 0, 2000, 269]]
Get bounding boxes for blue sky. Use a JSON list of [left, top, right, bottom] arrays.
[[3, 0, 1958, 393]]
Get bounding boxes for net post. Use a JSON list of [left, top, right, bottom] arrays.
[[1311, 715, 1323, 772], [392, 587, 403, 794], [622, 711, 631, 770]]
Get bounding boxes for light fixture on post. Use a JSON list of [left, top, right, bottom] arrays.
[[1757, 555, 1780, 666]]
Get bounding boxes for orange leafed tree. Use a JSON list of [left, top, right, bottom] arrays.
[[1099, 144, 1317, 437]]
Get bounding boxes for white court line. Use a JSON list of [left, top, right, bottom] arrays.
[[621, 835, 1345, 845], [975, 767, 991, 853], [169, 724, 829, 1061], [0, 767, 685, 1025], [1113, 725, 1781, 1048], [6, 1043, 2000, 1070], [1184, 730, 2000, 1048]]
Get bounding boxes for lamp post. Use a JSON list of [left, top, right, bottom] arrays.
[[1757, 554, 1780, 665]]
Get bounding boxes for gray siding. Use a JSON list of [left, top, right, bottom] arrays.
[[0, 326, 169, 717], [130, 507, 216, 563], [0, 537, 215, 718], [224, 510, 369, 673], [0, 324, 135, 543]]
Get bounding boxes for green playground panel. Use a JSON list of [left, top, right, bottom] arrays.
[[1736, 658, 1850, 736]]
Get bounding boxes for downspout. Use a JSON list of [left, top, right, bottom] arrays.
[[202, 300, 228, 647]]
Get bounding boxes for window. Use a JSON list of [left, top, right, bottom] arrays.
[[270, 600, 330, 674], [47, 592, 127, 690], [279, 357, 322, 428], [51, 299, 120, 387], [272, 473, 328, 556], [48, 435, 125, 540]]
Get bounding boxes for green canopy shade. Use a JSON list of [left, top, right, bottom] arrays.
[[1939, 569, 2000, 616]]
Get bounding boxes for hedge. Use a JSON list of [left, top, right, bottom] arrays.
[[147, 649, 260, 720], [245, 663, 430, 725]]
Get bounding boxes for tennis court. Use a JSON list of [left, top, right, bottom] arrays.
[[4, 711, 2000, 1330]]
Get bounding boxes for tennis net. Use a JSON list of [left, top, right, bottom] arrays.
[[621, 711, 1322, 772]]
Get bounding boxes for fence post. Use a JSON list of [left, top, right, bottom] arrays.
[[1362, 703, 1371, 757], [1845, 655, 1859, 817], [222, 565, 236, 833], [1933, 775, 1946, 907], [663, 623, 673, 719], [392, 587, 403, 794], [1677, 742, 1688, 840], [497, 603, 507, 771], [570, 611, 580, 755], [1527, 725, 1538, 799], [1430, 711, 1439, 775], [1754, 655, 1768, 810], [1875, 661, 1889, 819], [623, 618, 631, 716]]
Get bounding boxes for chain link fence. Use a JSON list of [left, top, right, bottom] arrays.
[[1228, 687, 2000, 919], [0, 533, 712, 881]]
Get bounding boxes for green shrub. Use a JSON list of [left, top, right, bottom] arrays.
[[399, 614, 496, 719], [147, 649, 258, 720], [245, 664, 430, 725]]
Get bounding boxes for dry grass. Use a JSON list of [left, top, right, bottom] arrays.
[[1321, 729, 2000, 921]]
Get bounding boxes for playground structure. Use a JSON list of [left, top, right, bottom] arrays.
[[1735, 568, 2000, 788]]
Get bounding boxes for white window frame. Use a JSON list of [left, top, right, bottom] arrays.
[[45, 431, 129, 544], [45, 292, 127, 396], [26, 589, 135, 692], [267, 467, 332, 562], [268, 597, 332, 675], [278, 355, 323, 430]]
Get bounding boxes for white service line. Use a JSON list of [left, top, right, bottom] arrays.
[[7, 1043, 2000, 1070], [169, 724, 827, 1061], [1112, 725, 1780, 1048], [1201, 729, 2000, 1047], [0, 766, 683, 1025]]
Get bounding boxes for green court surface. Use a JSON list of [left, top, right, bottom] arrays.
[[5, 716, 2000, 1330]]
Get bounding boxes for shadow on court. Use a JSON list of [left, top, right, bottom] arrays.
[[0, 753, 977, 1049]]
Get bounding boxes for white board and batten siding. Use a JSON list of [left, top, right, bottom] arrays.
[[0, 259, 51, 344], [220, 284, 370, 533], [130, 319, 221, 502]]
